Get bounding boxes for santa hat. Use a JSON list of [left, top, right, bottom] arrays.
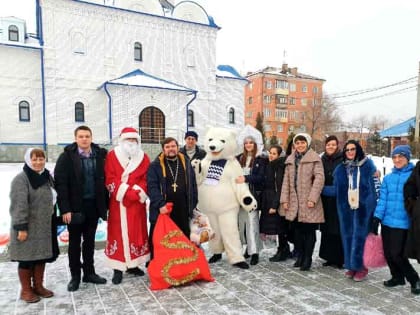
[[119, 127, 140, 141]]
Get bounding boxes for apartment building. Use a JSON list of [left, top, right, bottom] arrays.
[[245, 64, 325, 147]]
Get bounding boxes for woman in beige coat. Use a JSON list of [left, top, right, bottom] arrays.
[[280, 133, 325, 271]]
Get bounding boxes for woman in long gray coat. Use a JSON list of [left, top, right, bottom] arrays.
[[280, 133, 325, 271], [9, 148, 59, 303]]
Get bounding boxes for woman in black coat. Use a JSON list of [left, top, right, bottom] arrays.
[[259, 145, 290, 261], [403, 161, 420, 266], [319, 135, 344, 268]]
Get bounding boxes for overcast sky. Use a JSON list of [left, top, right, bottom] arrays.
[[1, 0, 419, 125]]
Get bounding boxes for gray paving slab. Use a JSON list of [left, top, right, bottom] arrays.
[[1, 243, 420, 314]]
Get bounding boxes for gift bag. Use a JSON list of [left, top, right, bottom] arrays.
[[190, 208, 215, 245], [148, 204, 214, 290], [363, 233, 387, 268]]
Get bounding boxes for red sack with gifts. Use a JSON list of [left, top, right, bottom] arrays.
[[148, 203, 214, 290], [363, 233, 387, 268]]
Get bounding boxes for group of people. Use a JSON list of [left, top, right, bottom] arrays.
[[9, 126, 204, 302], [9, 126, 420, 304], [233, 132, 420, 295]]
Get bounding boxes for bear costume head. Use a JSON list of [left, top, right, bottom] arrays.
[[204, 127, 238, 160]]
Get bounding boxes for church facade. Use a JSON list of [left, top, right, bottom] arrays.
[[0, 0, 246, 161]]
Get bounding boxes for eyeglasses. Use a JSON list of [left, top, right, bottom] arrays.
[[344, 147, 356, 152]]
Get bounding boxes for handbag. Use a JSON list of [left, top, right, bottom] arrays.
[[348, 167, 360, 210], [363, 233, 387, 268]]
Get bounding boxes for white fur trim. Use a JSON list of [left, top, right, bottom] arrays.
[[133, 185, 148, 203], [120, 132, 140, 140], [119, 203, 131, 264], [114, 146, 144, 183], [116, 183, 129, 202], [106, 254, 150, 271]]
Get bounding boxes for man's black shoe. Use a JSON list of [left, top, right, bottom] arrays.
[[411, 280, 420, 295], [383, 278, 405, 287], [67, 277, 80, 292], [208, 254, 222, 263], [82, 273, 107, 284], [112, 270, 123, 285], [233, 261, 249, 269], [250, 254, 259, 265], [126, 267, 145, 276]]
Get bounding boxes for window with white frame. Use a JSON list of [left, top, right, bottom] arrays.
[[264, 124, 271, 131], [72, 32, 86, 55], [301, 98, 307, 106], [289, 111, 299, 121], [187, 109, 194, 127], [228, 108, 235, 124], [264, 108, 271, 118], [75, 102, 85, 122], [275, 110, 288, 119], [289, 97, 296, 105], [264, 95, 271, 104], [275, 94, 288, 104], [302, 84, 308, 93], [248, 97, 253, 104], [289, 83, 296, 92], [134, 42, 142, 61], [313, 86, 319, 94], [265, 80, 272, 89], [275, 80, 288, 89], [19, 100, 30, 121], [277, 124, 283, 132], [246, 111, 253, 118], [300, 125, 306, 132], [248, 82, 253, 90], [8, 25, 18, 42]]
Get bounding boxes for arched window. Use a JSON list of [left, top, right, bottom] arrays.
[[134, 42, 142, 61], [139, 106, 165, 143], [228, 108, 235, 124], [19, 101, 30, 121], [72, 32, 86, 55], [187, 109, 194, 127], [75, 102, 85, 122], [9, 25, 19, 42]]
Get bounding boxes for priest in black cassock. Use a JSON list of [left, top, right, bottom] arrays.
[[147, 137, 198, 260]]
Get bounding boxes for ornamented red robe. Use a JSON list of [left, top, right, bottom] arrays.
[[104, 146, 150, 270]]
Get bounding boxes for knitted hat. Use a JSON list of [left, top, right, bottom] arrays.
[[185, 131, 198, 140], [119, 127, 140, 141], [293, 133, 311, 147], [391, 145, 411, 161]]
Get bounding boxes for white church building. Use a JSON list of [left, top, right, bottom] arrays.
[[0, 0, 247, 161]]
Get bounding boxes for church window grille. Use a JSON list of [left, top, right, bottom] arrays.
[[134, 42, 142, 61], [187, 109, 194, 127], [19, 101, 30, 122], [9, 25, 18, 42], [75, 102, 85, 122], [229, 108, 235, 124]]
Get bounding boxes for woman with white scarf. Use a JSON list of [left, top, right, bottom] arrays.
[[333, 140, 377, 282], [9, 148, 59, 303]]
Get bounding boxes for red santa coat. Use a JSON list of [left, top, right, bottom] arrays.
[[105, 146, 150, 270]]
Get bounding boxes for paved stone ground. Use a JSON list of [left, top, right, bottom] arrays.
[[1, 243, 420, 315]]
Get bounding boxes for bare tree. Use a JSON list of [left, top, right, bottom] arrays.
[[304, 95, 342, 151]]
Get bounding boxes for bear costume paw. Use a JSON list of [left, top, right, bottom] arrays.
[[241, 196, 257, 212]]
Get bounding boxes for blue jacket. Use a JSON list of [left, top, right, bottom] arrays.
[[374, 163, 414, 229], [147, 152, 197, 223]]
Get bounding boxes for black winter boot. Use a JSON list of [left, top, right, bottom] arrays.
[[300, 232, 316, 271], [293, 232, 304, 268]]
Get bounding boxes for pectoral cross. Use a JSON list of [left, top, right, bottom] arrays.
[[172, 183, 178, 192]]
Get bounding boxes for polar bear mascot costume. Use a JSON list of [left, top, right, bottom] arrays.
[[192, 127, 257, 269]]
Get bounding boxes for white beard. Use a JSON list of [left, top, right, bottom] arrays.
[[121, 141, 140, 158]]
